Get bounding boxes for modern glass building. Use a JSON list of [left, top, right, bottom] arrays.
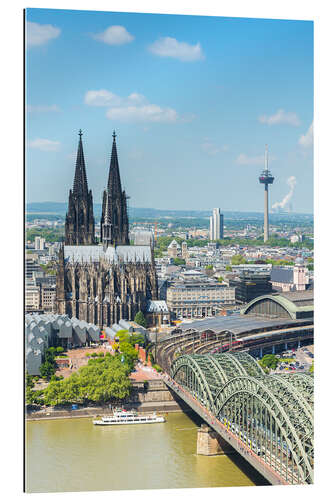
[[209, 208, 224, 240]]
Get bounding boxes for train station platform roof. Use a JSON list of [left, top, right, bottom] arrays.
[[175, 315, 311, 337], [241, 291, 314, 320]]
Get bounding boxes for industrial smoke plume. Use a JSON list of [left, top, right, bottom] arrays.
[[272, 176, 296, 210]]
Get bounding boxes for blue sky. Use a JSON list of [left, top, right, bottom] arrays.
[[25, 8, 313, 213]]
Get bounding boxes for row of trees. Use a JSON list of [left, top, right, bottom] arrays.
[[230, 254, 313, 269], [27, 352, 135, 407], [26, 227, 65, 243]]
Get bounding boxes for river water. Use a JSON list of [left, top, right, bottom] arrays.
[[25, 412, 268, 493]]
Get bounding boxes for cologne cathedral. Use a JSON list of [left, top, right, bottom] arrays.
[[56, 130, 158, 327]]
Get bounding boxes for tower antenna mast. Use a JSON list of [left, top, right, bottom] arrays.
[[259, 145, 274, 242]]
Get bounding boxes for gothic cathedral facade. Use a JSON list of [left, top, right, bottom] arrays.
[[56, 131, 158, 327]]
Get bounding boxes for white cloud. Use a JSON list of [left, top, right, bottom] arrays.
[[258, 109, 301, 127], [298, 121, 313, 148], [26, 21, 61, 47], [201, 141, 228, 156], [236, 153, 276, 166], [85, 89, 179, 123], [85, 90, 122, 107], [28, 138, 60, 152], [148, 37, 204, 62], [92, 25, 134, 45], [27, 104, 60, 113], [106, 104, 178, 123], [85, 90, 146, 107]]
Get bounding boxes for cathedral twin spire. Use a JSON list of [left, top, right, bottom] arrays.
[[65, 130, 129, 247], [101, 131, 129, 247]]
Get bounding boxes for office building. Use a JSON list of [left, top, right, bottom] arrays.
[[209, 208, 224, 241], [34, 236, 46, 250], [167, 279, 236, 319]]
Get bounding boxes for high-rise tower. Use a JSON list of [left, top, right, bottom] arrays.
[[259, 145, 274, 242], [209, 208, 224, 240], [101, 131, 129, 247], [65, 130, 95, 245]]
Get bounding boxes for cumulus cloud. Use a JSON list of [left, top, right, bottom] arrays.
[[27, 104, 60, 113], [298, 121, 313, 148], [85, 89, 179, 123], [258, 109, 300, 127], [26, 21, 61, 47], [92, 25, 134, 45], [85, 90, 146, 107], [201, 141, 228, 156], [28, 138, 60, 152], [106, 104, 178, 123], [148, 37, 204, 61]]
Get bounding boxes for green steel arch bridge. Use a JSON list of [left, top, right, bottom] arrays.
[[162, 352, 313, 486]]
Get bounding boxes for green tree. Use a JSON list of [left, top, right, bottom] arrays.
[[173, 257, 186, 266], [259, 354, 279, 371], [43, 356, 132, 406], [26, 372, 34, 389], [119, 342, 138, 370], [129, 332, 145, 347], [231, 255, 247, 265], [134, 311, 147, 328], [225, 265, 232, 271], [39, 347, 57, 380], [40, 361, 56, 380]]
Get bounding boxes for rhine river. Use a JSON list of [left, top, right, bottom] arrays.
[[25, 412, 268, 493]]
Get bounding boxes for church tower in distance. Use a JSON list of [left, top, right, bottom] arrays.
[[65, 130, 95, 245], [101, 131, 129, 247]]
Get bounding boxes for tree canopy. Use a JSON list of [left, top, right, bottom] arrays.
[[259, 354, 279, 371], [173, 257, 186, 266], [134, 311, 147, 328], [231, 254, 247, 265], [42, 354, 132, 406]]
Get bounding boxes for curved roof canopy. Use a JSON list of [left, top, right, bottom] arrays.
[[241, 292, 313, 319]]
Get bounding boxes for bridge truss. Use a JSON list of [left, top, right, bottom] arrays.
[[170, 353, 314, 485]]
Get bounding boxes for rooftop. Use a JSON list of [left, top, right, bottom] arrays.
[[64, 245, 152, 264], [175, 314, 308, 336]]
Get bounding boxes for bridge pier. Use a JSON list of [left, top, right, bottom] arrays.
[[272, 345, 275, 354], [197, 424, 234, 456]]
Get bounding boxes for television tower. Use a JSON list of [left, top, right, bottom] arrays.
[[259, 145, 274, 242]]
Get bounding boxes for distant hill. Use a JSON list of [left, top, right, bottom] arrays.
[[26, 202, 313, 223]]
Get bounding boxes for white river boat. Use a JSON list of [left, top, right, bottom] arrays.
[[93, 408, 165, 425]]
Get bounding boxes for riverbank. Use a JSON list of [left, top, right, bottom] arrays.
[[26, 379, 189, 420], [26, 400, 186, 421]]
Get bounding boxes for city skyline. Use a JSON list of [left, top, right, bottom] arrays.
[[26, 9, 313, 213]]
